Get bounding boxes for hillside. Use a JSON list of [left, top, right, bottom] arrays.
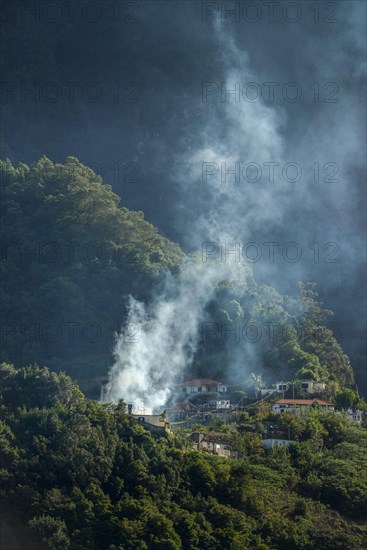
[[0, 158, 357, 399], [0, 364, 366, 550], [0, 157, 184, 392], [1, 4, 365, 548]]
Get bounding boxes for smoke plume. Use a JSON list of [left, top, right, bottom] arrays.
[[101, 18, 285, 408]]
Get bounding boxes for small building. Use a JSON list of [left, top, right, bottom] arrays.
[[258, 380, 327, 398], [272, 398, 335, 416], [176, 378, 227, 395], [189, 432, 238, 458], [275, 381, 289, 392], [202, 399, 231, 410], [131, 412, 171, 433], [347, 408, 363, 425], [297, 380, 327, 393], [274, 380, 327, 393]]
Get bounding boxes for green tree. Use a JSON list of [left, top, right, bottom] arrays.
[[28, 515, 70, 550]]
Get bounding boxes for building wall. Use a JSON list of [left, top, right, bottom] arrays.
[[274, 380, 326, 394], [131, 414, 170, 432], [132, 414, 165, 427], [262, 439, 296, 449], [196, 440, 237, 458], [181, 384, 226, 394], [347, 409, 363, 424], [203, 400, 231, 410], [275, 383, 289, 392], [272, 404, 335, 416], [312, 382, 326, 391]]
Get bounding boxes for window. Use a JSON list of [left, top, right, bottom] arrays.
[[301, 383, 309, 389], [198, 386, 202, 392]]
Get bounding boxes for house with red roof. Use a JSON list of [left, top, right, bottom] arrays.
[[272, 398, 335, 415]]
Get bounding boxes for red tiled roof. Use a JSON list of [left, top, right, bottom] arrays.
[[176, 378, 225, 387], [274, 399, 334, 406]]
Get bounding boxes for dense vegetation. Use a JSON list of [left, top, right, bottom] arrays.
[[0, 157, 183, 392], [0, 364, 366, 550], [198, 279, 355, 393], [0, 157, 365, 548], [0, 157, 358, 399], [2, 0, 365, 400]]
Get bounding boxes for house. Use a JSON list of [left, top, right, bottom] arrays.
[[173, 379, 230, 412], [297, 380, 327, 393], [275, 380, 327, 393], [347, 408, 363, 425], [272, 398, 335, 416], [172, 378, 231, 420], [177, 378, 227, 395], [189, 432, 238, 458], [258, 379, 327, 398], [202, 399, 231, 410], [275, 381, 289, 392], [131, 411, 171, 433]]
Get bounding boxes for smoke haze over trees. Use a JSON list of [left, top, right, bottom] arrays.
[[0, 157, 358, 403], [1, 0, 366, 394]]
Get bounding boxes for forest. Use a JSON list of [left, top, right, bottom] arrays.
[[1, 157, 366, 549], [1, 363, 366, 550]]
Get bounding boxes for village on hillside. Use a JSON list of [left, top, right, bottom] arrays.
[[127, 376, 366, 458]]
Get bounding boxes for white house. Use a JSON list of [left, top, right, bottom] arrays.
[[274, 380, 327, 393], [259, 380, 327, 398], [189, 432, 238, 458], [272, 398, 335, 416], [347, 408, 363, 425], [275, 381, 289, 392], [177, 378, 227, 395], [298, 380, 327, 393]]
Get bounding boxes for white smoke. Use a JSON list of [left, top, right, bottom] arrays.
[[101, 17, 286, 408], [174, 19, 287, 252], [101, 259, 249, 409]]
